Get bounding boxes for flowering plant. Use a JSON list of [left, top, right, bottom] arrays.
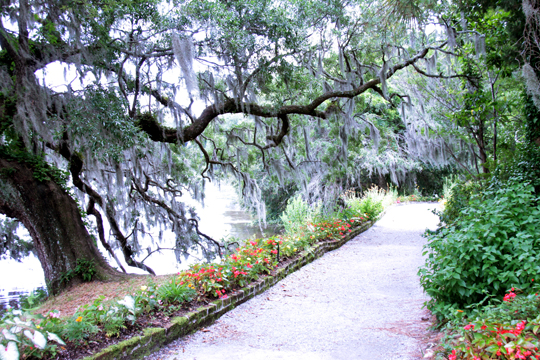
[[0, 309, 65, 359], [445, 289, 540, 359]]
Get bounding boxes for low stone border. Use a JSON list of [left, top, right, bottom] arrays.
[[83, 220, 374, 360]]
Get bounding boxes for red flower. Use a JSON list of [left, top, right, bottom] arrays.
[[463, 324, 474, 330], [503, 292, 516, 302]]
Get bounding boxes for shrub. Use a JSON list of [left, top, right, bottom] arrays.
[[437, 179, 480, 226], [341, 186, 394, 221], [419, 176, 540, 319], [280, 196, 315, 236], [441, 289, 540, 360]]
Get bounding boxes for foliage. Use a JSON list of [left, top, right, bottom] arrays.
[[419, 176, 540, 319], [134, 284, 160, 313], [60, 258, 98, 284], [157, 279, 197, 305], [436, 179, 481, 226], [18, 288, 48, 310], [61, 314, 100, 341], [280, 196, 317, 237], [439, 289, 540, 360], [342, 186, 396, 221], [0, 218, 33, 261], [0, 309, 65, 359]]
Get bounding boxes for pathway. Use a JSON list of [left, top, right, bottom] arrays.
[[148, 202, 440, 360]]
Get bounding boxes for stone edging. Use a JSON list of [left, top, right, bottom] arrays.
[[83, 220, 375, 360]]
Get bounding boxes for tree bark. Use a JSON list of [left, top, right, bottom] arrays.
[[0, 157, 125, 294]]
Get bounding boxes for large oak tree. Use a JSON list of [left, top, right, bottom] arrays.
[[0, 0, 463, 294]]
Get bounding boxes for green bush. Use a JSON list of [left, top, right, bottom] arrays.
[[439, 290, 540, 359], [60, 258, 97, 284], [419, 176, 540, 319], [438, 179, 480, 226], [19, 287, 48, 310], [280, 195, 316, 236], [157, 280, 196, 305]]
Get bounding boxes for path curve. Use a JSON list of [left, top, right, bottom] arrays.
[[149, 203, 440, 360]]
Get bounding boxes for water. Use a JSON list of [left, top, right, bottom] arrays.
[[0, 256, 46, 314], [0, 182, 279, 313]]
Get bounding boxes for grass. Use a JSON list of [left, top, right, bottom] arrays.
[[34, 274, 176, 318]]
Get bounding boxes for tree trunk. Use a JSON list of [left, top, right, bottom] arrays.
[[0, 156, 125, 294]]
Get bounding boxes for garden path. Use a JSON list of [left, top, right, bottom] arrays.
[[148, 202, 440, 360]]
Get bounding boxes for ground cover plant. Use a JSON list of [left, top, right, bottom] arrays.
[[0, 189, 396, 360], [435, 288, 540, 360]]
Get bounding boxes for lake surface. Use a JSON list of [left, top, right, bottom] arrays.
[[0, 182, 279, 312]]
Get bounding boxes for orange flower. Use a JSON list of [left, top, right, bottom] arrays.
[[76, 316, 83, 322]]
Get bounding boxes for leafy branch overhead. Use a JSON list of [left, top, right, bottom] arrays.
[[0, 0, 524, 292]]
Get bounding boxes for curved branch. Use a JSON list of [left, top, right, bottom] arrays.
[[188, 218, 224, 258], [139, 47, 430, 147], [105, 202, 156, 275], [86, 200, 126, 273], [49, 135, 157, 275]]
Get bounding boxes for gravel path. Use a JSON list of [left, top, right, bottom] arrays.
[[149, 202, 440, 360]]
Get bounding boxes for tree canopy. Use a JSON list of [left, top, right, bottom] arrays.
[[0, 0, 535, 293]]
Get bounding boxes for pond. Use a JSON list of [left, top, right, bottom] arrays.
[[0, 182, 280, 313]]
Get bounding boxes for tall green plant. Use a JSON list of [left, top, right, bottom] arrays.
[[419, 176, 540, 319], [280, 196, 315, 236]]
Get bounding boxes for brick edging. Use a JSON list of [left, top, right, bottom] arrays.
[[83, 220, 375, 360]]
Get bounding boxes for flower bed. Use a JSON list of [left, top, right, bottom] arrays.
[[1, 216, 376, 360]]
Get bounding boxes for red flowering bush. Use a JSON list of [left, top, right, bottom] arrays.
[[176, 237, 284, 299], [444, 289, 540, 360]]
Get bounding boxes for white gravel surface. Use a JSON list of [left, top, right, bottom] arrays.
[[148, 202, 440, 360]]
